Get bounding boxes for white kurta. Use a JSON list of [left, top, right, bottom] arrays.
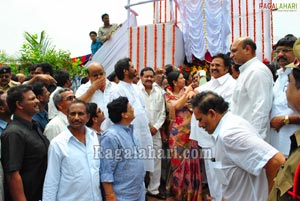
[[190, 73, 236, 201], [212, 112, 278, 201], [138, 82, 166, 194], [75, 80, 117, 131], [269, 67, 300, 156], [112, 81, 154, 172], [230, 57, 273, 140]]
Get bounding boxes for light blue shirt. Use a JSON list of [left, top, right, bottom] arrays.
[[0, 119, 7, 136], [0, 119, 7, 201], [43, 127, 102, 201], [100, 124, 145, 201]]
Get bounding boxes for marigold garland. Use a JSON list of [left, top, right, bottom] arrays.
[[144, 26, 148, 67], [162, 23, 166, 68], [154, 24, 157, 69], [253, 0, 256, 41], [136, 26, 140, 73], [129, 27, 133, 60]]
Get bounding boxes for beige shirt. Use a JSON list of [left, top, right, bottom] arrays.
[[0, 80, 20, 93], [98, 23, 119, 43]]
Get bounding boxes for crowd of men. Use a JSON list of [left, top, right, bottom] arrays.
[[0, 33, 299, 201]]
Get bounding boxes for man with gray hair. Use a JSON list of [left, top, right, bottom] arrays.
[[43, 88, 75, 140]]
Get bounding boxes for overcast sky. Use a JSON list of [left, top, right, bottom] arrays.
[[1, 0, 299, 58]]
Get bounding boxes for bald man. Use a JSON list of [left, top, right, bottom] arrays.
[[230, 37, 273, 140], [76, 62, 116, 131]]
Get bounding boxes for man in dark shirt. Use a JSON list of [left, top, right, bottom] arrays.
[[1, 85, 49, 201]]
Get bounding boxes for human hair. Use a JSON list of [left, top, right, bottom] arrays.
[[28, 64, 37, 72], [32, 81, 46, 97], [167, 71, 180, 89], [114, 58, 131, 80], [107, 96, 129, 123], [101, 13, 109, 20], [67, 99, 88, 114], [212, 53, 232, 70], [165, 64, 175, 76], [107, 71, 117, 82], [140, 67, 155, 77], [7, 85, 33, 114], [81, 77, 89, 84], [53, 70, 70, 87], [86, 102, 98, 127], [53, 88, 72, 110], [292, 68, 300, 90], [89, 31, 97, 36], [241, 38, 257, 52], [273, 34, 297, 50], [36, 62, 53, 76], [190, 91, 229, 115]]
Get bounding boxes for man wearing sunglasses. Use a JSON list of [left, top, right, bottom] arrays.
[[0, 66, 20, 93], [44, 88, 75, 141], [76, 62, 116, 131], [269, 34, 299, 157]]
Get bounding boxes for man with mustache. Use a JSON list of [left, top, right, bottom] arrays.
[[190, 53, 236, 201], [43, 100, 102, 201], [269, 34, 299, 156], [1, 85, 49, 201], [137, 67, 166, 199]]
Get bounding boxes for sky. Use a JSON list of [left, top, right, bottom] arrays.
[[1, 0, 300, 58]]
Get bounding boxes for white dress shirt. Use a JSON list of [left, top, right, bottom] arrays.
[[230, 57, 273, 139], [270, 67, 300, 156], [43, 111, 68, 141], [112, 81, 154, 172], [43, 127, 102, 201], [75, 80, 117, 131], [212, 112, 278, 201], [189, 73, 236, 201]]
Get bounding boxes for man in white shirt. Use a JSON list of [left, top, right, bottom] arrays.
[[76, 62, 116, 131], [43, 88, 75, 140], [113, 58, 154, 172], [230, 37, 273, 140], [269, 35, 299, 156], [191, 91, 285, 201], [43, 100, 102, 201], [138, 67, 166, 199], [190, 53, 236, 201]]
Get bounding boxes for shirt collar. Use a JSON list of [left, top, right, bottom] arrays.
[[64, 126, 93, 142], [212, 112, 230, 141], [239, 57, 257, 73], [212, 73, 231, 85]]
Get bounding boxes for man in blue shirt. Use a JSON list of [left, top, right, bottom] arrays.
[[100, 96, 145, 201], [90, 31, 102, 56]]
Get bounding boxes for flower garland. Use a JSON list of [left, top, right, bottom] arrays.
[[136, 26, 140, 73], [129, 27, 133, 60], [154, 24, 157, 69], [144, 26, 148, 68]]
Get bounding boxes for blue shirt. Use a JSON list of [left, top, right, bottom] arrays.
[[0, 119, 8, 136], [33, 110, 49, 131], [91, 38, 102, 55], [43, 127, 102, 201], [100, 124, 145, 201]]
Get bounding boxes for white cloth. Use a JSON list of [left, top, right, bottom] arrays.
[[138, 83, 166, 194], [112, 81, 154, 172], [48, 86, 62, 120], [212, 112, 278, 201], [42, 127, 102, 201], [190, 73, 235, 201], [269, 67, 300, 156], [174, 0, 230, 62], [75, 80, 117, 131], [43, 111, 68, 141], [230, 57, 273, 139]]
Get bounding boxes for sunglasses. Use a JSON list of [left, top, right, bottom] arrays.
[[63, 96, 76, 101]]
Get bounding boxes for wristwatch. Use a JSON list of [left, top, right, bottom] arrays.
[[283, 115, 290, 125]]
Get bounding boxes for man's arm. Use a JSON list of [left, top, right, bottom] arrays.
[[6, 171, 26, 201], [76, 77, 105, 102], [264, 152, 286, 193], [101, 182, 116, 201], [24, 74, 56, 86]]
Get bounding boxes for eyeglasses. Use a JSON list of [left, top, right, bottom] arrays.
[[91, 71, 105, 77], [63, 96, 76, 101], [0, 75, 10, 79], [274, 48, 293, 54]]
